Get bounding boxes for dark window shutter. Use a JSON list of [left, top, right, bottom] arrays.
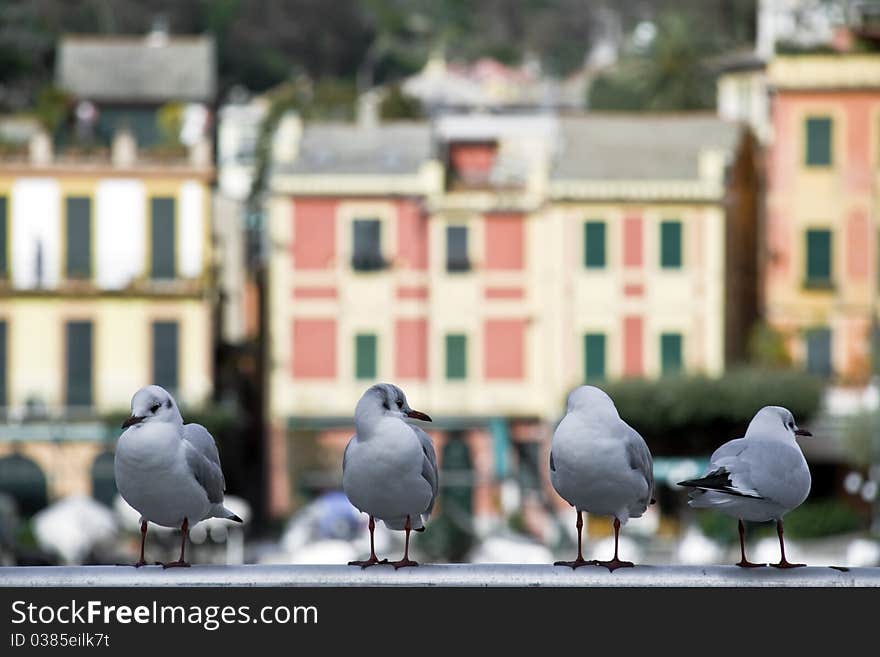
[[660, 221, 682, 268], [584, 221, 606, 268], [584, 333, 606, 381], [446, 334, 467, 379], [0, 321, 6, 408], [152, 321, 179, 394], [0, 196, 7, 279], [150, 197, 176, 279], [66, 321, 93, 407], [65, 196, 91, 279], [806, 117, 832, 166], [805, 328, 832, 377], [352, 219, 383, 271], [355, 334, 377, 379], [661, 333, 683, 375], [446, 225, 470, 272], [90, 451, 117, 507], [805, 229, 832, 285]]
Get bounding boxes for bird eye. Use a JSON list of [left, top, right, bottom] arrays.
[[788, 421, 794, 429], [150, 404, 160, 413], [396, 399, 404, 409]]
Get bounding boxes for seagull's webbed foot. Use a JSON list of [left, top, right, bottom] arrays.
[[595, 558, 634, 573], [161, 560, 191, 569], [735, 559, 767, 568], [554, 557, 598, 569], [771, 560, 806, 569], [132, 559, 149, 568], [348, 557, 389, 569], [390, 558, 419, 569]]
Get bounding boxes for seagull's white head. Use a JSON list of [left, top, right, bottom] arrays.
[[122, 385, 183, 429], [565, 385, 619, 417], [745, 405, 811, 441], [354, 383, 431, 433]]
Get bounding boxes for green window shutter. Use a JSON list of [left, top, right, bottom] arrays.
[[152, 321, 179, 394], [446, 225, 470, 272], [805, 229, 832, 286], [805, 328, 832, 377], [150, 197, 176, 279], [584, 221, 606, 268], [66, 321, 92, 407], [446, 334, 467, 380], [660, 221, 682, 268], [660, 333, 683, 375], [355, 334, 377, 379], [0, 320, 6, 408], [806, 117, 832, 166], [65, 197, 91, 279], [0, 196, 7, 279], [584, 333, 606, 381]]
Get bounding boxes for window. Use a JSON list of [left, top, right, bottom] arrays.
[[0, 320, 6, 408], [355, 334, 377, 379], [66, 321, 92, 407], [65, 196, 91, 279], [352, 219, 384, 271], [0, 196, 7, 279], [660, 221, 682, 269], [805, 328, 832, 377], [150, 197, 176, 279], [660, 333, 683, 375], [152, 321, 179, 394], [446, 225, 470, 272], [584, 333, 606, 381], [584, 221, 606, 269], [805, 229, 832, 287], [805, 117, 832, 166], [445, 334, 467, 380]]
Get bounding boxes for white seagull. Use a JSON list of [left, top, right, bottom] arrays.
[[678, 406, 812, 568], [114, 385, 241, 567], [550, 386, 654, 571], [342, 383, 438, 569]]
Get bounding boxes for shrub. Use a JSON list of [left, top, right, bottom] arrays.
[[601, 367, 824, 455]]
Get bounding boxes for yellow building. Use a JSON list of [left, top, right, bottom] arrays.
[[765, 54, 880, 383], [0, 130, 214, 511]]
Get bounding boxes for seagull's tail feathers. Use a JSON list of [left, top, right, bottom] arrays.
[[383, 514, 426, 532], [211, 503, 243, 523]]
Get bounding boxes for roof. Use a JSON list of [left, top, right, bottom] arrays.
[[280, 122, 433, 175], [552, 115, 742, 181], [56, 35, 216, 103]]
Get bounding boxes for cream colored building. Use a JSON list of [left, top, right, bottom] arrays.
[[263, 113, 757, 517]]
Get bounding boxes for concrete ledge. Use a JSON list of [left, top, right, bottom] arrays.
[[1, 564, 879, 587]]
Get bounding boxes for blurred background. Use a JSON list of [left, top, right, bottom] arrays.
[[1, 0, 880, 569]]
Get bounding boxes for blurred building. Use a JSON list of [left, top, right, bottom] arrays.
[[0, 30, 216, 514], [764, 52, 880, 384], [263, 111, 757, 519]]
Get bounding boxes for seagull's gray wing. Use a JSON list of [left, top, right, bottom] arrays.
[[623, 422, 654, 509], [342, 434, 356, 475], [183, 423, 226, 504], [413, 426, 439, 517], [714, 439, 810, 508], [678, 438, 764, 499]]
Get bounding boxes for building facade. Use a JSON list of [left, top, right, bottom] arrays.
[[264, 112, 757, 519], [765, 54, 880, 383]]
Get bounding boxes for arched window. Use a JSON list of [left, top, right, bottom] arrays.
[[90, 451, 117, 507], [0, 454, 48, 517]]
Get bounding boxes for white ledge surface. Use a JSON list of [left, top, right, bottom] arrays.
[[1, 564, 879, 587]]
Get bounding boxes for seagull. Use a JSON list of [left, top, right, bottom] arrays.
[[550, 386, 654, 572], [342, 383, 438, 569], [677, 406, 812, 568], [114, 385, 242, 568]]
